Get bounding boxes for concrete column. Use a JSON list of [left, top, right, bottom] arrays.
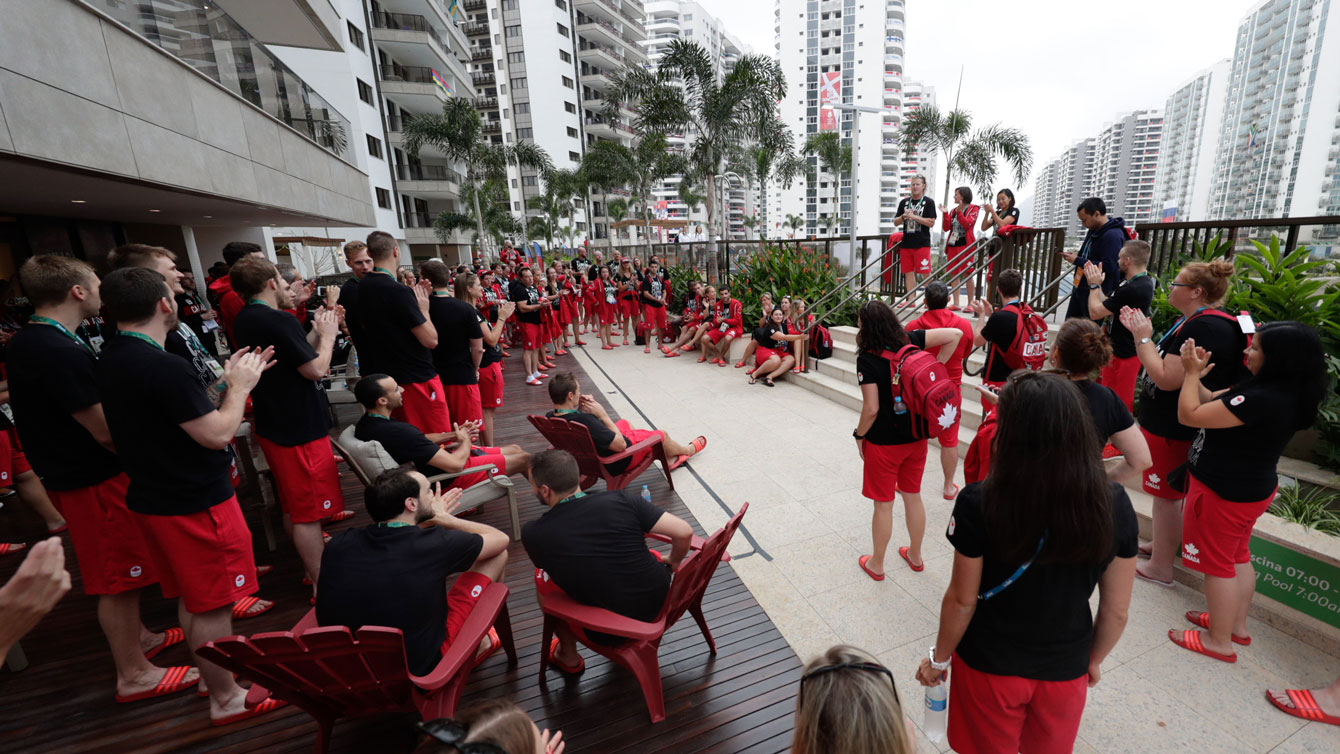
[[180, 225, 209, 307]]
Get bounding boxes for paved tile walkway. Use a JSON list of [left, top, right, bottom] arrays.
[[567, 341, 1340, 754]]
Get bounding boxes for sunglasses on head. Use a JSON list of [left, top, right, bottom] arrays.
[[799, 661, 901, 707], [417, 719, 506, 754]]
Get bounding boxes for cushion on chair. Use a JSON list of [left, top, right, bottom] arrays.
[[338, 425, 400, 476]]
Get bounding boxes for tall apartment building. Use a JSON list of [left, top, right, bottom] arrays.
[[1091, 109, 1164, 225], [1208, 0, 1340, 235], [643, 1, 757, 241], [0, 0, 374, 283], [1153, 60, 1230, 223], [1030, 139, 1096, 239], [462, 0, 648, 246], [892, 80, 937, 216], [772, 0, 914, 240]]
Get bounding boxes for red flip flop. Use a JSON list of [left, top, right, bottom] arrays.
[[1168, 629, 1236, 663], [690, 436, 707, 454], [143, 626, 186, 661], [232, 596, 275, 620], [48, 524, 69, 535], [734, 360, 747, 368], [942, 483, 960, 501], [322, 531, 332, 544], [1184, 611, 1251, 645], [472, 628, 502, 670], [898, 546, 925, 572], [327, 510, 355, 523], [212, 698, 287, 727], [115, 665, 199, 703], [669, 454, 690, 471], [0, 543, 28, 556], [696, 356, 707, 363], [603, 345, 614, 350], [255, 564, 274, 577], [858, 555, 885, 581], [1266, 688, 1340, 726], [644, 346, 651, 353], [664, 351, 680, 358], [547, 637, 585, 675]]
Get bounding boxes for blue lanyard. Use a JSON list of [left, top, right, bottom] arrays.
[[979, 533, 1046, 601], [1157, 307, 1208, 348]]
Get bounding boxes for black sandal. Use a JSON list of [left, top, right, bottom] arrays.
[[764, 377, 775, 387], [748, 375, 757, 385]]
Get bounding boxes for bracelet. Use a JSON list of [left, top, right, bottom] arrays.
[[928, 646, 952, 671]]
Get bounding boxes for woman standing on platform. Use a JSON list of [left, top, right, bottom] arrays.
[[1168, 321, 1325, 663], [944, 187, 981, 312], [979, 188, 1021, 235], [852, 301, 964, 580], [1119, 261, 1245, 589], [916, 372, 1138, 754], [592, 265, 618, 350]]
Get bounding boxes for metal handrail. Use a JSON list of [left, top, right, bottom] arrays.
[[960, 265, 1075, 378], [891, 236, 996, 320], [807, 237, 902, 322]]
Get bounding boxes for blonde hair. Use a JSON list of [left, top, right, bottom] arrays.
[[791, 646, 912, 754], [1179, 260, 1234, 305]]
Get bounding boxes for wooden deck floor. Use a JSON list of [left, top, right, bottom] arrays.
[[0, 346, 799, 753]]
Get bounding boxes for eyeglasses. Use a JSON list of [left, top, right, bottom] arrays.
[[1167, 282, 1193, 289], [799, 661, 901, 708], [417, 719, 507, 754]]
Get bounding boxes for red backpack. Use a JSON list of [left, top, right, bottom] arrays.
[[999, 302, 1049, 371], [881, 346, 962, 440], [809, 323, 833, 359]]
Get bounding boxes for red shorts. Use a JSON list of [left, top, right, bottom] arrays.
[[440, 571, 491, 655], [49, 473, 159, 595], [559, 298, 577, 325], [939, 390, 962, 448], [1141, 428, 1191, 500], [946, 244, 974, 277], [861, 439, 928, 500], [393, 376, 452, 435], [478, 362, 504, 409], [1099, 355, 1140, 413], [620, 298, 640, 318], [1180, 475, 1274, 578], [947, 653, 1088, 754], [900, 245, 932, 275], [754, 346, 778, 365], [519, 321, 542, 350], [0, 426, 32, 483], [448, 453, 507, 491], [707, 327, 741, 344], [443, 383, 483, 425], [615, 419, 663, 470], [598, 301, 617, 325], [642, 305, 667, 331], [133, 496, 257, 614], [256, 436, 345, 524]]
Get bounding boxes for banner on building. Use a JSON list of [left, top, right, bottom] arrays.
[[431, 69, 452, 97], [1161, 206, 1178, 223], [819, 72, 841, 131]]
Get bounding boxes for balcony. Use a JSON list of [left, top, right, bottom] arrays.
[[463, 20, 489, 36], [462, 0, 486, 10], [482, 120, 501, 134], [379, 65, 454, 111], [578, 41, 624, 69], [475, 95, 499, 110], [368, 10, 469, 83], [471, 48, 492, 62], [472, 70, 496, 87], [576, 16, 623, 47], [394, 163, 463, 198]]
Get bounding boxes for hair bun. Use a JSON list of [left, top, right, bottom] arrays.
[[1209, 259, 1234, 278]]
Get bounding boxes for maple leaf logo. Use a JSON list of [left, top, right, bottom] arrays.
[[1148, 473, 1161, 485], [938, 404, 958, 430], [1185, 543, 1199, 557]]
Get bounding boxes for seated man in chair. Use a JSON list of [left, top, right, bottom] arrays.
[[353, 373, 530, 487], [317, 467, 507, 674], [546, 373, 706, 472], [522, 449, 694, 674]]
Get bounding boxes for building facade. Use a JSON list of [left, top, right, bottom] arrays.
[[1153, 60, 1230, 223], [1091, 109, 1164, 225], [1031, 139, 1096, 240], [1208, 0, 1340, 236]]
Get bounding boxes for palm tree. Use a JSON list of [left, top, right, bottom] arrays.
[[605, 39, 786, 246], [607, 197, 629, 247], [402, 98, 551, 261], [741, 215, 758, 240], [582, 134, 687, 259], [434, 178, 520, 248], [750, 120, 807, 242], [526, 188, 564, 249], [541, 167, 587, 242], [900, 105, 1032, 210], [785, 214, 804, 239], [677, 181, 705, 219], [803, 132, 853, 237]]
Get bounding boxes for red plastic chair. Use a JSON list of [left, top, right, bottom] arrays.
[[197, 583, 516, 753], [536, 503, 748, 723], [528, 414, 674, 491]]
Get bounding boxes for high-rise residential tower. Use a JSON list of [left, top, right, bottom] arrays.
[[1153, 60, 1230, 223], [1091, 109, 1164, 224]]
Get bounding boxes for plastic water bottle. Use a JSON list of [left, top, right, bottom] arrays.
[[923, 683, 948, 743], [893, 396, 908, 415], [640, 485, 652, 504]]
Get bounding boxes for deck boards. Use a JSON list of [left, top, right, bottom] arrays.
[[0, 346, 799, 753]]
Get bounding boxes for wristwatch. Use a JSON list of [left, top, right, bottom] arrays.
[[852, 429, 866, 440], [1138, 337, 1152, 345], [1089, 284, 1102, 290], [928, 647, 952, 671]]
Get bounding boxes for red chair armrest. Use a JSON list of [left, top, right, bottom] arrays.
[[425, 464, 497, 486], [646, 532, 708, 551], [411, 582, 509, 691], [602, 433, 663, 464], [539, 591, 664, 642]]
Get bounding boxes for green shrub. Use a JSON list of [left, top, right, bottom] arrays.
[[731, 244, 860, 327], [1269, 484, 1340, 536]]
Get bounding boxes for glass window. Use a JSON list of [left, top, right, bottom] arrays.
[[515, 102, 530, 115], [518, 127, 533, 138], [564, 101, 577, 113], [555, 0, 567, 8], [569, 151, 580, 162], [562, 76, 574, 88], [523, 175, 538, 186], [505, 24, 521, 37], [357, 79, 374, 104], [567, 127, 578, 138], [511, 77, 527, 90], [502, 0, 517, 8], [559, 49, 572, 63], [557, 23, 569, 36], [375, 188, 391, 209], [366, 134, 382, 159], [347, 22, 364, 52], [508, 51, 525, 63]]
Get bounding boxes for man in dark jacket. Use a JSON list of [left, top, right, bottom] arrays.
[[1064, 197, 1126, 320]]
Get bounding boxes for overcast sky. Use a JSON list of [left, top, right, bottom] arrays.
[[695, 0, 1247, 203]]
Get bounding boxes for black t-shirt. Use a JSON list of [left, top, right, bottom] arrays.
[[615, 274, 637, 301], [1189, 382, 1296, 502], [356, 273, 435, 384], [509, 280, 542, 325], [640, 276, 666, 308], [753, 322, 792, 353], [428, 295, 483, 385], [546, 409, 633, 476], [1099, 274, 1156, 358], [995, 207, 1021, 227], [166, 324, 223, 394], [340, 277, 364, 347], [97, 336, 234, 515], [980, 306, 1021, 383], [1073, 379, 1134, 444], [855, 330, 928, 445], [233, 303, 331, 446], [477, 311, 501, 369], [354, 413, 440, 476], [522, 489, 670, 626], [175, 290, 209, 344], [947, 482, 1138, 680], [1137, 311, 1245, 440], [7, 324, 121, 491], [895, 196, 937, 249], [317, 525, 483, 676]]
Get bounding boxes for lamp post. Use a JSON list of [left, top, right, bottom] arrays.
[[822, 102, 883, 268], [714, 171, 742, 280]]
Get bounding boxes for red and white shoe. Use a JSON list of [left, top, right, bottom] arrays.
[[644, 346, 651, 353], [665, 351, 680, 358], [526, 376, 543, 386]]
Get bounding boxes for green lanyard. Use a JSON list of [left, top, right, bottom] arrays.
[[555, 491, 586, 506], [377, 521, 412, 528], [553, 408, 579, 415], [247, 298, 272, 308], [29, 315, 94, 354], [373, 267, 395, 277], [365, 412, 390, 421], [117, 330, 164, 351], [431, 291, 450, 298]]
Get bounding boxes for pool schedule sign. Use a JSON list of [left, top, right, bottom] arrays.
[[1251, 536, 1340, 629]]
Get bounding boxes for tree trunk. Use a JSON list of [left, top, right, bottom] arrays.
[[516, 158, 531, 253], [469, 167, 489, 263]]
